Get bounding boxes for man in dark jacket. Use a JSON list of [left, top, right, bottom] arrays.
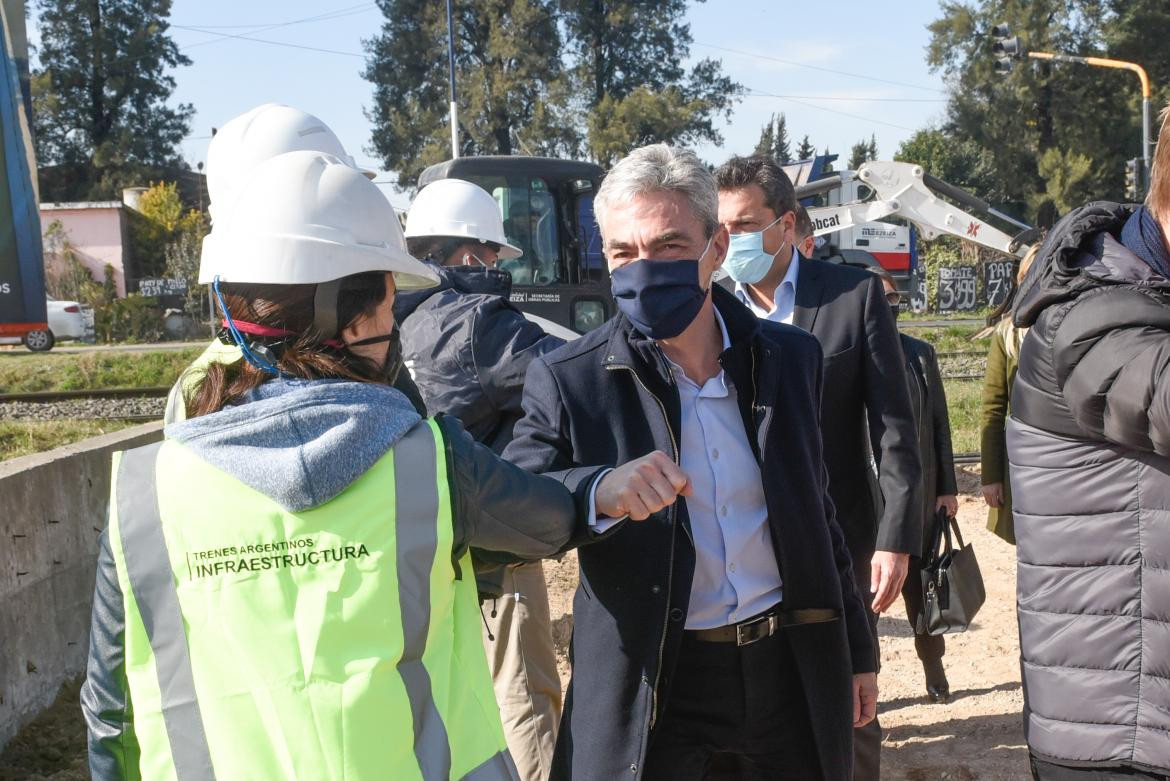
[[505, 143, 876, 780], [715, 156, 921, 779], [396, 178, 567, 781], [1008, 112, 1170, 777], [870, 267, 958, 703]]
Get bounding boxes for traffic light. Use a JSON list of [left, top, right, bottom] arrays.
[[1125, 158, 1143, 201], [991, 22, 1024, 75]]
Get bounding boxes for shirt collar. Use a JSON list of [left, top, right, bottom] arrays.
[[733, 247, 801, 313]]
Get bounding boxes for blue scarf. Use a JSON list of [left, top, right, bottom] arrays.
[[1120, 206, 1170, 278]]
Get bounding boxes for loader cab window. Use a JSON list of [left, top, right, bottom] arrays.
[[460, 175, 562, 286]]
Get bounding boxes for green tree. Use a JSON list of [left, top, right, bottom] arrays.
[[926, 0, 1170, 222], [363, 0, 572, 186], [753, 117, 775, 158], [848, 136, 877, 170], [796, 134, 816, 161], [895, 127, 1000, 199], [559, 0, 739, 159], [774, 113, 792, 163], [127, 181, 206, 278], [588, 87, 718, 168], [32, 0, 193, 202]]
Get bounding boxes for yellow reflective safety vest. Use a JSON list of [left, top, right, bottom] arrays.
[[163, 340, 243, 424], [107, 418, 517, 780]]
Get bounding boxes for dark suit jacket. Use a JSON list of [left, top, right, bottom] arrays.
[[900, 333, 958, 557], [724, 260, 922, 561], [504, 285, 874, 781]]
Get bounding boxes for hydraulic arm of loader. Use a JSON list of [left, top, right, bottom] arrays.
[[798, 161, 1033, 259]]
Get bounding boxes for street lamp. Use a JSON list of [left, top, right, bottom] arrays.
[[992, 22, 1153, 189], [446, 0, 459, 159]]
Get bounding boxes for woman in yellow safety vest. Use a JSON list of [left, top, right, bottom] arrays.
[[80, 150, 609, 781]]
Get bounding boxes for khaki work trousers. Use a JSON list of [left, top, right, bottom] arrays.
[[481, 560, 562, 781]]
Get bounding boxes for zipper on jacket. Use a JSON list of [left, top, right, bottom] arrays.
[[605, 349, 679, 731]]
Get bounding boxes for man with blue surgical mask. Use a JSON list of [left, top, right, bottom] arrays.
[[721, 199, 800, 323], [505, 143, 877, 779], [716, 156, 922, 781]]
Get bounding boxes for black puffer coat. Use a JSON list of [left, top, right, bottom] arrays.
[[1008, 202, 1170, 773]]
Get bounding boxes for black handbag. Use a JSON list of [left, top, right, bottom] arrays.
[[915, 508, 986, 636]]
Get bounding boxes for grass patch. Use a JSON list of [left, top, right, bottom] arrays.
[[0, 347, 204, 393], [0, 420, 140, 462], [943, 378, 982, 456], [901, 307, 994, 323], [901, 324, 986, 354]]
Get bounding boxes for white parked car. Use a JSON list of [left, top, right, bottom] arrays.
[[20, 297, 88, 351]]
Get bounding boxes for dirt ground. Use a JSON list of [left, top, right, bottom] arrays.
[[544, 464, 1029, 780], [1, 465, 1026, 779]]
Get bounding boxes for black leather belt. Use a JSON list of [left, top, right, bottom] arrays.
[[689, 608, 840, 646]]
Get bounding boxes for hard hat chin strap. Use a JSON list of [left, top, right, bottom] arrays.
[[313, 279, 342, 340]]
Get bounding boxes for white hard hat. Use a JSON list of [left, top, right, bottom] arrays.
[[404, 178, 523, 259], [199, 150, 439, 291], [206, 103, 375, 222]]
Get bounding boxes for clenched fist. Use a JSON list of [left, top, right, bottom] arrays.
[[596, 451, 692, 521]]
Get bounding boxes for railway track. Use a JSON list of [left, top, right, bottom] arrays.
[[0, 387, 169, 423], [0, 386, 170, 404]]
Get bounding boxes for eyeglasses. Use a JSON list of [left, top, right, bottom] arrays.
[[885, 291, 902, 306]]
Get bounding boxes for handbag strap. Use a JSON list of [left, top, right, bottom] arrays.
[[949, 514, 966, 549], [938, 508, 955, 557]]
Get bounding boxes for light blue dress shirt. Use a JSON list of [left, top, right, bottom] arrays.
[[663, 310, 783, 630], [734, 248, 801, 324]]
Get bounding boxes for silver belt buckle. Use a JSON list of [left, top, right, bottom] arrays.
[[735, 613, 778, 646]]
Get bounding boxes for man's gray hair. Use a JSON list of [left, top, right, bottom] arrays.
[[594, 144, 719, 238]]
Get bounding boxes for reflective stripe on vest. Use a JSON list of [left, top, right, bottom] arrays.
[[110, 419, 515, 780], [117, 441, 216, 781], [394, 422, 452, 778]]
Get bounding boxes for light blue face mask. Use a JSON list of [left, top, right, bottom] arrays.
[[724, 214, 786, 285]]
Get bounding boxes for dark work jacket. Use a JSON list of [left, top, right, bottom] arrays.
[[721, 261, 921, 563], [394, 263, 565, 454], [504, 285, 875, 781], [899, 333, 957, 557], [1008, 202, 1170, 772], [395, 264, 566, 594]]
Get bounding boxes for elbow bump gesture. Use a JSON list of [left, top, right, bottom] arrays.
[[596, 451, 693, 521]]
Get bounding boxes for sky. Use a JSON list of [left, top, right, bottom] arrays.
[[32, 0, 953, 210]]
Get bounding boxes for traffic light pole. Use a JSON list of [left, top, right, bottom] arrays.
[[1027, 51, 1151, 182]]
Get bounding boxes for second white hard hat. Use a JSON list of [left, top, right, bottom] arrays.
[[404, 178, 523, 259], [199, 150, 439, 290], [206, 103, 375, 222]]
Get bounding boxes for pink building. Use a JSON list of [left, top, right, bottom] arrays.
[[38, 201, 132, 297]]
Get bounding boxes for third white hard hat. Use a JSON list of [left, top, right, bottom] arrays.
[[206, 103, 375, 222], [404, 178, 523, 259], [199, 150, 438, 290]]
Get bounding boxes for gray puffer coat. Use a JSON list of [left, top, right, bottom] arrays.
[[1008, 202, 1170, 773]]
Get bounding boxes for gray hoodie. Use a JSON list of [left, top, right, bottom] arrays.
[[82, 379, 592, 779]]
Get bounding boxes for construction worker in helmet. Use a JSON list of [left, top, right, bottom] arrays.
[[397, 178, 566, 781], [81, 150, 673, 780], [162, 103, 426, 423]]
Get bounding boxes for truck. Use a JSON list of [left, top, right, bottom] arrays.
[[0, 1, 47, 351], [417, 153, 1033, 334]]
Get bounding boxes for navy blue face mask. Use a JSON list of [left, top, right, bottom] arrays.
[[610, 238, 713, 339]]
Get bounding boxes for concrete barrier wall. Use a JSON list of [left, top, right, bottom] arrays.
[[0, 422, 164, 750]]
